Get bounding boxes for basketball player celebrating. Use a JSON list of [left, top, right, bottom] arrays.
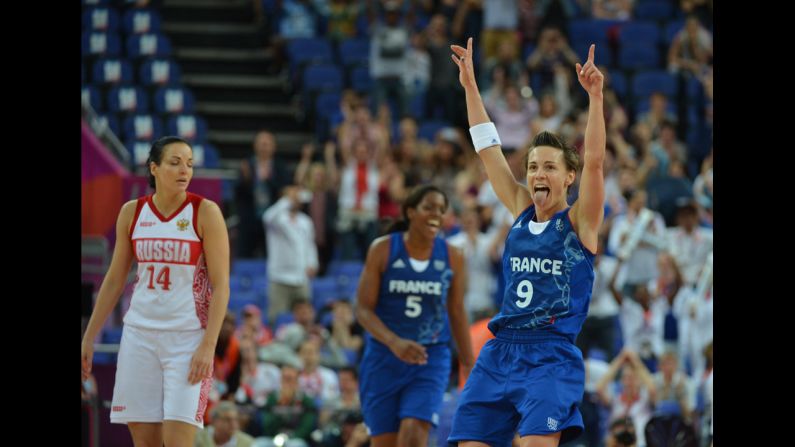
[[356, 185, 474, 447], [447, 39, 606, 447]]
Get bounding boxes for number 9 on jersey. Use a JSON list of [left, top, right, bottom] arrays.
[[515, 280, 533, 308]]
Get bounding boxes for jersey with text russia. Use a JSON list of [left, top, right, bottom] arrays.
[[488, 205, 595, 342], [125, 193, 212, 331], [371, 233, 453, 346]]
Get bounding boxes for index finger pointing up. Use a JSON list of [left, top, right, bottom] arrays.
[[588, 44, 595, 63]]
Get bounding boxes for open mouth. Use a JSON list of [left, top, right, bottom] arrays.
[[533, 185, 550, 204], [427, 219, 440, 230]]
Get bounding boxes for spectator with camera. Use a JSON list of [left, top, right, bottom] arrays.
[[606, 416, 638, 447]]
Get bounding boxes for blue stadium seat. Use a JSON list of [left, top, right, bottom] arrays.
[[686, 76, 704, 102], [686, 125, 712, 160], [123, 114, 164, 142], [568, 19, 611, 43], [82, 32, 122, 58], [315, 92, 342, 140], [413, 12, 430, 32], [302, 64, 343, 93], [274, 311, 295, 331], [107, 86, 150, 114], [153, 87, 196, 114], [261, 0, 278, 14], [166, 115, 209, 142], [139, 59, 182, 86], [574, 42, 613, 67], [82, 7, 120, 32], [634, 97, 676, 117], [102, 327, 124, 344], [618, 22, 661, 46], [355, 13, 369, 37], [92, 58, 134, 85], [191, 142, 221, 168], [315, 92, 341, 121], [569, 19, 607, 42], [312, 276, 340, 311], [82, 85, 102, 111], [608, 71, 628, 99], [232, 259, 268, 279], [632, 70, 677, 98], [122, 9, 162, 35], [328, 260, 364, 278], [125, 139, 152, 167], [338, 38, 370, 68], [95, 113, 121, 137], [409, 90, 426, 120], [634, 1, 674, 21], [230, 275, 254, 294], [349, 66, 372, 92], [228, 291, 260, 314], [287, 37, 334, 73], [418, 120, 450, 142], [126, 33, 173, 59], [618, 43, 660, 70], [522, 43, 536, 62], [663, 19, 686, 45]]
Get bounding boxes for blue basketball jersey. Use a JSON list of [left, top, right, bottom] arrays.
[[488, 205, 595, 342], [371, 232, 453, 346]]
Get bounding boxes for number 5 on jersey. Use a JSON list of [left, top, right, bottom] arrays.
[[146, 265, 172, 290], [515, 280, 533, 308], [405, 295, 422, 318]]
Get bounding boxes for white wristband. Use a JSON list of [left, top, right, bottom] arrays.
[[469, 122, 501, 153]]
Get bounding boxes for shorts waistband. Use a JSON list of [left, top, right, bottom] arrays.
[[494, 328, 573, 344]]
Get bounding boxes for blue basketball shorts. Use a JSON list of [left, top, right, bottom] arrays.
[[448, 329, 585, 446], [359, 340, 451, 436]]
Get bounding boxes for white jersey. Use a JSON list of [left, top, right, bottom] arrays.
[[125, 193, 212, 331]]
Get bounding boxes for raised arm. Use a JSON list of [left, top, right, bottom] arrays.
[[625, 349, 657, 403], [570, 44, 606, 254], [595, 349, 628, 405], [294, 143, 315, 186], [451, 37, 532, 219], [324, 140, 340, 192], [608, 257, 624, 306]]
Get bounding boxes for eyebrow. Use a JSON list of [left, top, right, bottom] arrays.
[[169, 156, 193, 161]]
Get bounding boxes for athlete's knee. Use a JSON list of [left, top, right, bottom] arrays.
[[128, 423, 163, 447], [398, 419, 430, 447], [162, 421, 198, 447]]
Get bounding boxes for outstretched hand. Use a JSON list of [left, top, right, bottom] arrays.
[[574, 44, 604, 97], [450, 37, 477, 90]]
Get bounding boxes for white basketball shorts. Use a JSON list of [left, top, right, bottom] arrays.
[[110, 325, 213, 428]]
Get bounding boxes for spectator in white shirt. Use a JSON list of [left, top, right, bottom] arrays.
[[577, 237, 621, 361], [607, 189, 666, 291], [447, 205, 499, 321], [263, 186, 319, 324], [666, 200, 713, 286]]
